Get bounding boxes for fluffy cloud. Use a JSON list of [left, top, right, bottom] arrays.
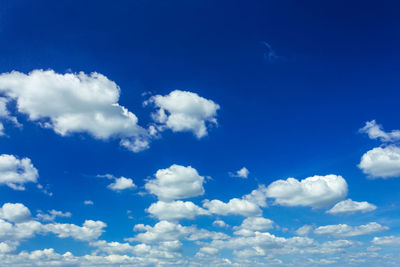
[[0, 203, 31, 223], [0, 70, 150, 152], [97, 174, 136, 191], [43, 220, 107, 241], [147, 200, 209, 221], [266, 175, 348, 208], [145, 164, 205, 201], [146, 90, 219, 138], [229, 167, 249, 178], [0, 154, 38, 190], [212, 220, 229, 228], [84, 200, 94, 205], [36, 210, 72, 221], [326, 199, 377, 214], [132, 221, 228, 244], [358, 145, 400, 178], [371, 236, 400, 246], [233, 217, 274, 236], [296, 225, 313, 236], [360, 120, 400, 142], [107, 177, 136, 191], [314, 222, 388, 237], [203, 198, 261, 217]]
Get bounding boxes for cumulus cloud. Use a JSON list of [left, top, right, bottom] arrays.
[[0, 70, 150, 152], [0, 154, 38, 190], [36, 210, 72, 221], [132, 221, 228, 244], [360, 120, 400, 143], [97, 174, 136, 191], [358, 145, 400, 178], [372, 236, 400, 246], [326, 199, 377, 214], [212, 220, 229, 228], [229, 167, 249, 178], [266, 175, 348, 208], [296, 225, 313, 236], [233, 217, 274, 236], [0, 203, 31, 223], [146, 90, 219, 138], [145, 164, 205, 201], [147, 200, 209, 221], [44, 220, 107, 241], [203, 198, 261, 217], [314, 222, 388, 237]]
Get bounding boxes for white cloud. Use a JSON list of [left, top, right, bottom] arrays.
[[0, 70, 150, 152], [0, 203, 31, 223], [84, 200, 94, 205], [44, 220, 107, 241], [296, 225, 313, 236], [108, 177, 136, 191], [0, 154, 38, 190], [243, 185, 268, 208], [203, 198, 261, 217], [146, 90, 219, 138], [212, 220, 229, 228], [266, 175, 348, 208], [314, 222, 388, 237], [360, 120, 400, 142], [36, 210, 72, 221], [233, 217, 274, 236], [371, 236, 400, 246], [229, 167, 249, 178], [145, 164, 205, 201], [326, 199, 377, 214], [359, 145, 400, 178], [147, 200, 209, 221], [132, 221, 228, 244], [98, 174, 136, 191]]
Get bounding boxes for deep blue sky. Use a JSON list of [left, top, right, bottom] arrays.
[[0, 1, 399, 266]]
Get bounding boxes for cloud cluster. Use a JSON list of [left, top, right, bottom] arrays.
[[146, 200, 209, 221], [0, 154, 38, 190], [359, 121, 400, 178], [265, 175, 348, 208], [0, 70, 221, 153], [146, 90, 220, 138]]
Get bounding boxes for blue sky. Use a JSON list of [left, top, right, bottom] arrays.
[[0, 0, 399, 266]]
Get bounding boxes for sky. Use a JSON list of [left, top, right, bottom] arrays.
[[0, 0, 399, 266]]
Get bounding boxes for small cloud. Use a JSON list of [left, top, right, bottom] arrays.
[[262, 41, 284, 63], [84, 200, 94, 205], [97, 174, 136, 192], [229, 167, 249, 179]]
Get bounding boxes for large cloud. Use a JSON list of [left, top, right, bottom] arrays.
[[0, 70, 150, 152], [203, 198, 262, 217], [145, 164, 205, 201], [358, 145, 400, 178], [0, 154, 38, 190], [146, 90, 219, 138], [266, 175, 348, 208], [326, 199, 376, 214]]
